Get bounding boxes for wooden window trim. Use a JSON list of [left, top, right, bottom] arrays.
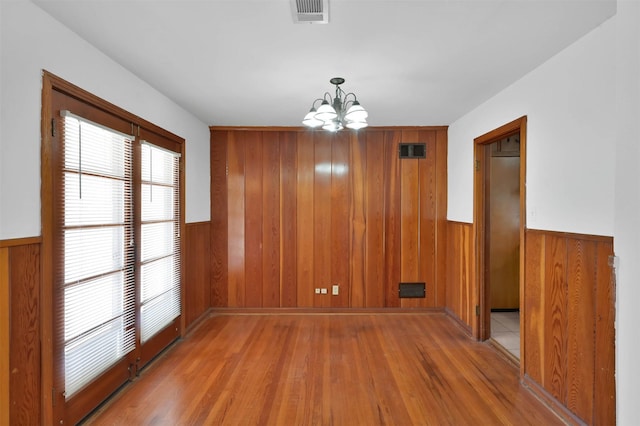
[[41, 70, 186, 425]]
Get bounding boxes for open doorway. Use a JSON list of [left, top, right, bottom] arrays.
[[473, 117, 526, 363]]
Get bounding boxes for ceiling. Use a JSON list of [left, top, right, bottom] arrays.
[[32, 0, 615, 127]]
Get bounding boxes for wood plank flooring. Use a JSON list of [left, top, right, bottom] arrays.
[[84, 312, 564, 425]]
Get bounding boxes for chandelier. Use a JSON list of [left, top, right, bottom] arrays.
[[302, 77, 369, 131]]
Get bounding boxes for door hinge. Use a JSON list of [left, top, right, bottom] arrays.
[[475, 160, 480, 171], [51, 118, 56, 137], [475, 305, 480, 316]]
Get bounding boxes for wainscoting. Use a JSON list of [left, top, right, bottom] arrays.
[[184, 221, 212, 330], [444, 222, 616, 425], [210, 127, 448, 309], [1, 238, 41, 426], [445, 221, 475, 333], [2, 202, 614, 425], [523, 229, 615, 425], [1, 223, 214, 424]]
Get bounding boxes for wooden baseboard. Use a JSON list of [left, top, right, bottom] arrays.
[[522, 374, 586, 426], [443, 307, 473, 336], [209, 307, 446, 315]]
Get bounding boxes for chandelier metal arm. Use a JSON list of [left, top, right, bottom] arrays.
[[309, 97, 327, 110]]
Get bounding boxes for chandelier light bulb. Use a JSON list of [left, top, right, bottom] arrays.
[[315, 100, 338, 121], [345, 101, 368, 122], [302, 108, 323, 127]]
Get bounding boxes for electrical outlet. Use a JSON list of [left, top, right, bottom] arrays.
[[320, 288, 328, 294], [332, 284, 339, 295], [315, 288, 321, 294]]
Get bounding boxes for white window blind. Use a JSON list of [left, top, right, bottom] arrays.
[[140, 142, 181, 343], [61, 111, 136, 398]]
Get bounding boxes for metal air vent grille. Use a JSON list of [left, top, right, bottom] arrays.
[[291, 0, 329, 24]]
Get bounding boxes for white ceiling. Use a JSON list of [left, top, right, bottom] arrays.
[[32, 0, 615, 127]]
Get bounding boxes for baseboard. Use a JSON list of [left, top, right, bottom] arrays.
[[209, 307, 446, 315], [522, 374, 586, 426], [443, 307, 473, 336]]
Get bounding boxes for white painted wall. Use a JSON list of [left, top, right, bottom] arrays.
[[448, 2, 640, 422], [448, 15, 616, 235], [614, 2, 640, 424], [0, 0, 211, 240]]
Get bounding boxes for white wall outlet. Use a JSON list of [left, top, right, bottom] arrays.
[[332, 284, 339, 295], [320, 288, 328, 294], [315, 288, 321, 294]]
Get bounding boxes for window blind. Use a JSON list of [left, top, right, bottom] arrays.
[[139, 142, 181, 343], [61, 111, 136, 398]]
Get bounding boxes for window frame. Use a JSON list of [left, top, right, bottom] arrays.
[[41, 71, 186, 425]]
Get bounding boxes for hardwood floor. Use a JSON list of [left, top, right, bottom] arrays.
[[84, 312, 564, 425]]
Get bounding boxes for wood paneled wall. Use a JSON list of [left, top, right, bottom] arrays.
[[210, 127, 448, 308], [445, 221, 475, 333], [445, 224, 616, 425], [0, 226, 213, 424], [0, 239, 41, 426], [184, 222, 212, 329], [524, 229, 615, 425]]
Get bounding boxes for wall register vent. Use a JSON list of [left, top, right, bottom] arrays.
[[399, 282, 426, 298], [399, 143, 426, 159], [291, 0, 329, 24]]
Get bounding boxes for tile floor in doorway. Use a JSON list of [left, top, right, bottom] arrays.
[[491, 311, 520, 359]]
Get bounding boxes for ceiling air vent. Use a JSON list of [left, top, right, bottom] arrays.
[[291, 0, 329, 24]]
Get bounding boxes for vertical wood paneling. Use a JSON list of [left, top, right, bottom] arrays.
[[0, 247, 9, 426], [184, 222, 211, 329], [384, 131, 402, 307], [566, 239, 595, 422], [262, 132, 281, 308], [594, 241, 615, 425], [364, 131, 385, 308], [522, 229, 615, 426], [331, 133, 350, 307], [400, 159, 419, 308], [350, 133, 366, 307], [8, 244, 41, 426], [211, 127, 448, 311], [419, 130, 437, 308], [210, 131, 228, 307], [314, 135, 332, 307], [244, 132, 264, 307], [280, 133, 298, 307], [445, 221, 474, 330], [544, 235, 567, 402], [400, 131, 420, 309], [434, 129, 448, 307], [227, 132, 246, 307], [524, 231, 544, 384], [296, 132, 314, 307]]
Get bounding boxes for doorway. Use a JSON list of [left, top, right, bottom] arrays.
[[473, 117, 526, 362]]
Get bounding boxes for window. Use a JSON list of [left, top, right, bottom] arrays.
[[61, 111, 136, 398], [139, 142, 181, 343], [42, 72, 184, 425]]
